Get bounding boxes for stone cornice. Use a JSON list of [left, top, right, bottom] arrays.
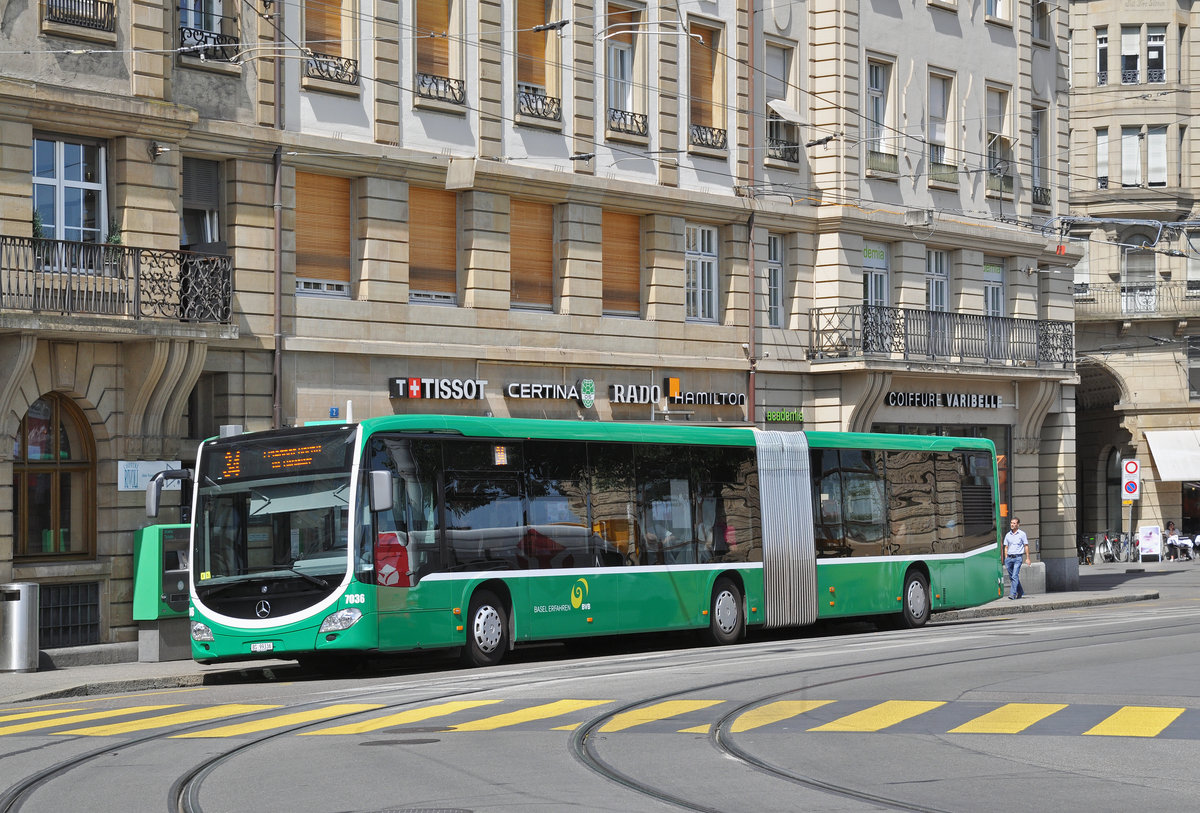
[[0, 79, 198, 140]]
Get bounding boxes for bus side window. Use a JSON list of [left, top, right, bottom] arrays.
[[590, 443, 638, 566], [811, 449, 847, 557]]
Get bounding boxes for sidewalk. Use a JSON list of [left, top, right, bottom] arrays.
[[0, 564, 1165, 705]]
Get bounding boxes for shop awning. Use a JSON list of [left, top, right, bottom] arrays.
[[1145, 430, 1200, 481]]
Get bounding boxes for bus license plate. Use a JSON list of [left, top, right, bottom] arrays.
[[250, 642, 274, 653]]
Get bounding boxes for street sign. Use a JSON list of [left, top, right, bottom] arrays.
[[1122, 459, 1141, 500]]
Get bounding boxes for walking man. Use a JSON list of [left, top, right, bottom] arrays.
[[1004, 517, 1031, 599]]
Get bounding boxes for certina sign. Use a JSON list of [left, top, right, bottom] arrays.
[[506, 380, 596, 409], [885, 391, 1002, 409]]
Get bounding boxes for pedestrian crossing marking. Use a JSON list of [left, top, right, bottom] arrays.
[[731, 700, 836, 733], [948, 703, 1067, 734], [61, 705, 279, 736], [599, 700, 724, 733], [172, 704, 385, 738], [1084, 706, 1185, 738], [302, 700, 504, 735], [0, 705, 182, 736], [0, 709, 85, 724], [450, 700, 613, 732], [808, 700, 946, 732]]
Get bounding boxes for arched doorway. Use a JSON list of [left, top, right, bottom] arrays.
[[12, 393, 95, 559], [1076, 358, 1127, 537]]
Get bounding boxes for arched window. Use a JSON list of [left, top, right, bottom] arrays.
[[13, 394, 94, 559]]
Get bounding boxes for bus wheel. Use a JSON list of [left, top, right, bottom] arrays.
[[705, 577, 744, 645], [900, 571, 930, 629], [462, 590, 508, 667]]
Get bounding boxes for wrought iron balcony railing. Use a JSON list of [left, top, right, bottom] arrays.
[[416, 72, 465, 104], [766, 136, 800, 163], [1032, 185, 1051, 207], [1074, 281, 1200, 320], [607, 107, 648, 136], [689, 124, 728, 150], [930, 161, 958, 185], [1121, 69, 1140, 84], [516, 87, 562, 121], [304, 51, 360, 85], [1097, 70, 1108, 86], [179, 26, 239, 63], [1148, 68, 1166, 83], [0, 236, 232, 323], [868, 150, 898, 174], [44, 0, 115, 31], [809, 305, 1074, 367]]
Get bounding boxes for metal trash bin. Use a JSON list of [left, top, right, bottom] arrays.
[[0, 582, 39, 672]]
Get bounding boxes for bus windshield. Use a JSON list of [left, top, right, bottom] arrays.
[[192, 425, 357, 616]]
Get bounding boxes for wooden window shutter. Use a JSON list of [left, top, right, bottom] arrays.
[[602, 211, 641, 315], [410, 186, 457, 296], [510, 199, 553, 308], [295, 171, 351, 283], [305, 0, 342, 57], [608, 4, 634, 45], [417, 0, 451, 76], [690, 23, 717, 127], [517, 0, 547, 86]]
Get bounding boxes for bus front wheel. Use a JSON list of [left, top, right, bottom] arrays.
[[705, 577, 744, 645], [900, 571, 930, 629], [462, 590, 509, 667]]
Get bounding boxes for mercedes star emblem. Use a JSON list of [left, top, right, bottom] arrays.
[[255, 600, 271, 618]]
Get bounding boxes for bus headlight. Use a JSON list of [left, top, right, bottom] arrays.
[[191, 621, 215, 642], [319, 608, 363, 632]]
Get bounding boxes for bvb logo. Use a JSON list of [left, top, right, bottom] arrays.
[[579, 379, 595, 409], [570, 578, 589, 609]]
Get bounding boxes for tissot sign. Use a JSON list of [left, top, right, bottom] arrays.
[[885, 391, 1002, 409]]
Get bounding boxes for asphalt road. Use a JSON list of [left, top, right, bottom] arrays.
[[3, 559, 1200, 813]]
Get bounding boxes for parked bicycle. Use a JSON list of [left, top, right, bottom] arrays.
[[1077, 534, 1095, 565]]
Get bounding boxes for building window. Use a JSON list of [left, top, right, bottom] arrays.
[[764, 43, 799, 163], [1096, 127, 1109, 189], [1032, 1, 1050, 41], [688, 21, 725, 149], [1121, 126, 1141, 187], [416, 0, 464, 103], [1121, 26, 1140, 84], [295, 172, 351, 297], [515, 0, 561, 122], [985, 0, 1005, 20], [179, 0, 238, 62], [1147, 26, 1165, 83], [44, 0, 116, 32], [13, 394, 95, 560], [303, 0, 359, 85], [766, 233, 783, 328], [32, 136, 107, 244], [926, 249, 949, 311], [1030, 107, 1049, 206], [1147, 126, 1167, 187], [510, 199, 554, 310], [409, 186, 458, 304], [181, 157, 221, 251], [1123, 245, 1156, 313], [605, 3, 645, 136], [928, 73, 954, 184], [1096, 29, 1108, 85], [986, 86, 1012, 192], [685, 223, 717, 322], [862, 240, 889, 307], [602, 210, 641, 316], [867, 60, 892, 161]]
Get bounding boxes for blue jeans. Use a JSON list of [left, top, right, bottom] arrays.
[[1005, 555, 1025, 598]]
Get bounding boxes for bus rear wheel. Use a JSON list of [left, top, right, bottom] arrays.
[[900, 571, 930, 629], [705, 577, 744, 645], [462, 590, 508, 667]]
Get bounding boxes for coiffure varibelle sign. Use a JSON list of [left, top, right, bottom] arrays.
[[387, 376, 746, 412], [884, 390, 1003, 409]]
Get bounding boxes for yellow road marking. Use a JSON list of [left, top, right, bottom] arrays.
[[599, 700, 723, 733], [678, 724, 711, 733], [0, 705, 182, 736], [61, 705, 278, 736], [451, 700, 612, 732], [0, 709, 85, 724], [1084, 706, 1185, 738], [949, 703, 1067, 734], [731, 700, 836, 733], [302, 700, 504, 736], [809, 700, 945, 732], [173, 704, 385, 738]]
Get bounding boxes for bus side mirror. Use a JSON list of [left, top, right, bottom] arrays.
[[369, 470, 393, 514], [146, 469, 193, 518]]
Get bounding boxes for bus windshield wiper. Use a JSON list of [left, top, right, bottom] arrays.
[[287, 566, 329, 589]]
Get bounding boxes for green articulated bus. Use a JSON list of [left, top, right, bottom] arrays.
[[163, 415, 1002, 667]]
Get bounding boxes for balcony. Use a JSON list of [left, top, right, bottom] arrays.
[[1121, 69, 1140, 84], [416, 72, 466, 104], [516, 85, 561, 121], [929, 161, 958, 186], [608, 108, 648, 136], [867, 150, 898, 174], [689, 124, 728, 150], [1097, 70, 1108, 86], [44, 0, 115, 31], [766, 136, 800, 163], [1074, 281, 1200, 321], [0, 236, 233, 326], [1032, 186, 1051, 207], [987, 171, 1014, 195], [1148, 68, 1165, 83], [304, 52, 360, 86], [179, 27, 239, 62], [809, 305, 1074, 368]]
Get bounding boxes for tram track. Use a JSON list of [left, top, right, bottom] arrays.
[[3, 609, 1196, 813]]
